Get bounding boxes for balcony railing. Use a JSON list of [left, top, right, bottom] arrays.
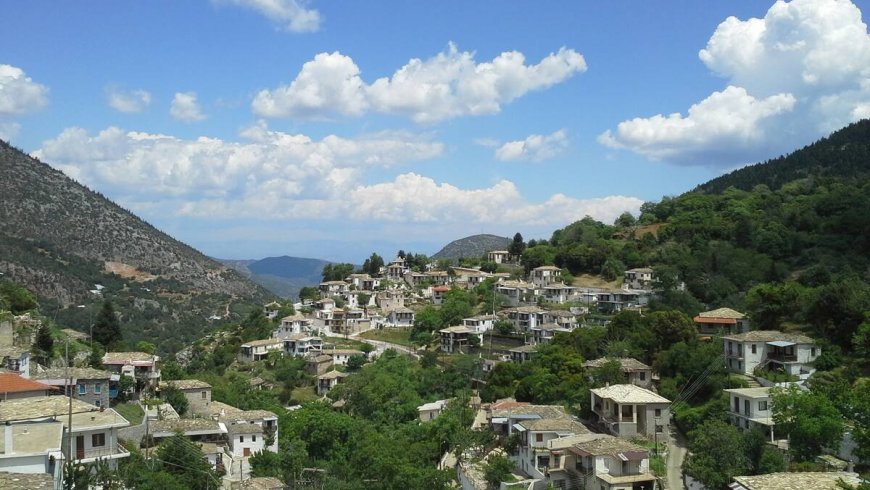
[[62, 442, 130, 461], [766, 353, 797, 362]]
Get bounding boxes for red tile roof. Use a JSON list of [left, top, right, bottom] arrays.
[[0, 373, 55, 394]]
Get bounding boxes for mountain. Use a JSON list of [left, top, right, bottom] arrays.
[[219, 255, 331, 299], [431, 234, 511, 261], [696, 119, 870, 194], [0, 140, 273, 354]]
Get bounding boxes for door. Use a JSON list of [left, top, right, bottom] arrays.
[[243, 447, 251, 457], [76, 435, 85, 459]]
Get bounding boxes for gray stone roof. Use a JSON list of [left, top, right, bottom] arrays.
[[722, 330, 815, 344]]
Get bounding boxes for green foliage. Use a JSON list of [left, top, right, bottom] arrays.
[[684, 419, 749, 490], [298, 286, 320, 302], [34, 323, 54, 359], [136, 340, 156, 354], [155, 433, 219, 489], [161, 385, 189, 416], [322, 263, 355, 282], [361, 253, 385, 276], [0, 279, 38, 313], [771, 385, 845, 461], [483, 452, 515, 488], [346, 354, 366, 372], [92, 300, 122, 348], [508, 232, 525, 257]]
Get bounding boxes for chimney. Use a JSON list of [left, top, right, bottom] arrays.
[[4, 422, 12, 455]]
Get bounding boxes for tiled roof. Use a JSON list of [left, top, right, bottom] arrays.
[[722, 330, 815, 344], [583, 357, 651, 371], [0, 396, 129, 429], [242, 338, 283, 347], [732, 472, 860, 490], [102, 351, 158, 364], [510, 344, 539, 353], [33, 367, 111, 381], [440, 325, 473, 334], [0, 373, 54, 393], [490, 404, 567, 420], [518, 417, 590, 434], [151, 418, 223, 435], [247, 477, 286, 490], [160, 379, 212, 390], [318, 370, 349, 380], [724, 387, 772, 398], [698, 307, 745, 319], [571, 436, 647, 456], [591, 384, 670, 404], [0, 472, 55, 490]]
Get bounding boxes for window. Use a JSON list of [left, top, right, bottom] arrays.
[[94, 383, 102, 394], [252, 435, 257, 442], [78, 384, 86, 395], [536, 433, 543, 443], [239, 436, 244, 443], [92, 433, 105, 447], [811, 347, 817, 356], [655, 408, 661, 417], [95, 399, 101, 408], [758, 401, 768, 411], [201, 391, 207, 399], [639, 372, 646, 381], [751, 344, 756, 354]]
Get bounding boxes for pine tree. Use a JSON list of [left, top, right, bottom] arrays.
[[92, 301, 122, 347]]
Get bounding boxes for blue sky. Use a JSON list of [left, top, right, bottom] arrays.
[[3, 0, 870, 262]]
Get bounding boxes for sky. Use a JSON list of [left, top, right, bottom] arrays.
[[3, 0, 870, 263]]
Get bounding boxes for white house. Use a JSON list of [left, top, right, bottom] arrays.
[[514, 416, 591, 481], [547, 435, 657, 490], [722, 330, 819, 380], [439, 326, 473, 353], [238, 339, 284, 363], [417, 399, 450, 422], [462, 314, 497, 334], [273, 313, 313, 338], [283, 335, 323, 357], [724, 387, 777, 442], [317, 370, 348, 396], [325, 349, 364, 366], [503, 306, 545, 332], [694, 307, 750, 336], [262, 301, 282, 320], [623, 267, 655, 290], [102, 352, 161, 395], [540, 284, 576, 304], [583, 358, 653, 389], [530, 266, 561, 288], [591, 384, 670, 438], [384, 307, 415, 327]]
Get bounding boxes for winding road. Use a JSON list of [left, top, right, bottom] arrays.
[[666, 426, 688, 490]]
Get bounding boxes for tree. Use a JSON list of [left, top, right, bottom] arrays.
[[321, 263, 355, 282], [480, 261, 498, 273], [35, 323, 54, 362], [346, 354, 366, 371], [156, 432, 218, 490], [0, 280, 38, 314], [136, 340, 156, 354], [362, 253, 385, 276], [684, 419, 749, 490], [92, 300, 122, 348], [508, 232, 525, 257], [771, 385, 844, 461], [298, 286, 319, 302], [483, 452, 514, 489], [161, 385, 189, 416]]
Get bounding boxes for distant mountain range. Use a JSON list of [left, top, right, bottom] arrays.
[[431, 234, 511, 262], [219, 256, 332, 299], [0, 140, 273, 354]]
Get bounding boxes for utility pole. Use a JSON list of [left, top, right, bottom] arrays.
[[65, 340, 73, 483]]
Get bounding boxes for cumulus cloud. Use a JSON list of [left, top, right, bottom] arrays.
[[0, 64, 48, 116], [214, 0, 320, 33], [602, 0, 870, 166], [347, 174, 642, 226], [253, 43, 587, 123], [170, 92, 207, 122], [106, 86, 151, 113], [32, 124, 640, 230], [495, 129, 568, 162]]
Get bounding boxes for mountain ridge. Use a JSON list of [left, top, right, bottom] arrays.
[[431, 234, 511, 261]]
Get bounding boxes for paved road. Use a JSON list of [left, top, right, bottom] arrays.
[[667, 427, 688, 490], [357, 337, 420, 359]]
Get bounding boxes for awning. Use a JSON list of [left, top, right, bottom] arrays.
[[766, 340, 795, 347], [512, 424, 527, 432], [491, 417, 507, 424]]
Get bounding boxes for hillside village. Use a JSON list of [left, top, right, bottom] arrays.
[[0, 237, 866, 489], [1, 121, 869, 489]]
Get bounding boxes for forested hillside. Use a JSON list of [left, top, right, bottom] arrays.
[[0, 140, 273, 354]]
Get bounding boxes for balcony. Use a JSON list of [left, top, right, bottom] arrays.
[[62, 442, 130, 462], [765, 352, 797, 363]]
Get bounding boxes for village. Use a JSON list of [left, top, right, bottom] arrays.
[[0, 249, 865, 490]]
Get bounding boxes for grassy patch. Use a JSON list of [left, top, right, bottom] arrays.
[[359, 328, 414, 348], [290, 386, 320, 404], [113, 402, 144, 425]]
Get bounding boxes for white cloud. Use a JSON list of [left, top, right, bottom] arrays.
[[106, 86, 151, 113], [0, 64, 48, 116], [253, 43, 587, 123], [170, 92, 206, 122], [0, 122, 20, 141], [347, 173, 643, 226], [32, 124, 641, 231], [215, 0, 320, 33], [599, 86, 795, 163], [602, 0, 870, 166], [495, 129, 568, 162]]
